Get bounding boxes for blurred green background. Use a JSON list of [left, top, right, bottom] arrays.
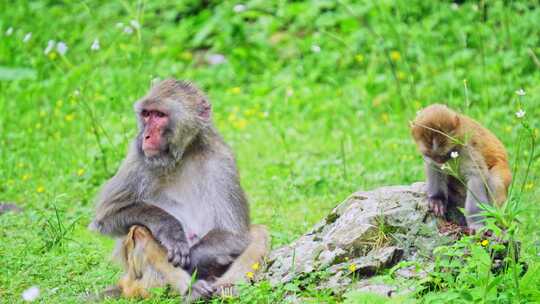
[[1, 0, 539, 302]]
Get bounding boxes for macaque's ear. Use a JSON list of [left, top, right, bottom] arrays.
[[452, 114, 460, 129], [198, 98, 212, 120]]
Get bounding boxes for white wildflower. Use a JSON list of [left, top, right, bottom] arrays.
[[515, 88, 526, 96], [311, 44, 321, 53], [207, 54, 226, 65], [22, 286, 40, 302], [233, 4, 246, 13], [56, 41, 68, 56], [286, 87, 294, 97], [130, 20, 140, 29], [451, 3, 459, 10], [73, 89, 80, 96], [44, 40, 55, 55], [450, 151, 459, 159], [123, 26, 133, 35], [515, 109, 526, 119], [23, 32, 32, 43], [91, 38, 100, 51], [5, 27, 13, 36]]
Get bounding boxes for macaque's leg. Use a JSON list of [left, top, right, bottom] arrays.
[[487, 165, 512, 206], [185, 229, 250, 300], [465, 176, 491, 231], [424, 159, 449, 217]]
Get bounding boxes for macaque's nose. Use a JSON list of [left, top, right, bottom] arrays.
[[145, 135, 150, 140]]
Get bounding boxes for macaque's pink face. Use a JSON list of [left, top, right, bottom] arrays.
[[140, 108, 169, 157]]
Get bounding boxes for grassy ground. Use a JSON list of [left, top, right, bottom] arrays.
[[1, 0, 539, 303]]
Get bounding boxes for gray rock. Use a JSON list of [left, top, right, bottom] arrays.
[[264, 183, 457, 294]]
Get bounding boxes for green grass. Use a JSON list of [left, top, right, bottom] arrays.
[[1, 0, 539, 303]]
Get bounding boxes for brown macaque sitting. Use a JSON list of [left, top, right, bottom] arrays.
[[117, 224, 269, 301], [89, 79, 270, 301], [411, 104, 512, 232]]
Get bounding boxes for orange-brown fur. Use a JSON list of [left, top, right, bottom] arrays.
[[411, 104, 511, 205], [117, 225, 270, 300]]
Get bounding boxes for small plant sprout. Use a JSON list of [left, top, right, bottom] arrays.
[[515, 88, 526, 96], [91, 38, 100, 51], [56, 42, 68, 56], [5, 26, 13, 36], [311, 44, 321, 53], [515, 109, 526, 119], [23, 32, 32, 43], [233, 4, 246, 13], [21, 286, 40, 302], [450, 151, 459, 159], [44, 40, 55, 55]]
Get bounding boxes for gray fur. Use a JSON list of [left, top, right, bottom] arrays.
[[91, 79, 250, 287]]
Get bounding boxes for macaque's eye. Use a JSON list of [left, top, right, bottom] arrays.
[[141, 110, 150, 118], [156, 111, 167, 118]]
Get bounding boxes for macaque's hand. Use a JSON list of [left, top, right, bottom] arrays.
[[156, 225, 190, 268], [428, 197, 446, 217]]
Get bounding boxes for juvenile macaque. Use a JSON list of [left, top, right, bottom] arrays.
[[117, 225, 269, 300], [411, 104, 512, 231], [90, 79, 270, 300]]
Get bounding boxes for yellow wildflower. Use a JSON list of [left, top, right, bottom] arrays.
[[56, 99, 63, 108], [355, 54, 364, 63], [244, 109, 256, 117], [246, 271, 254, 279], [348, 263, 357, 272], [22, 174, 30, 181], [481, 239, 489, 247], [251, 262, 260, 271], [48, 52, 57, 60], [397, 71, 406, 80], [179, 51, 193, 61], [390, 51, 401, 62], [77, 169, 85, 176], [505, 126, 512, 133], [36, 186, 45, 193], [65, 114, 75, 122], [233, 118, 247, 130], [525, 183, 534, 191], [381, 113, 389, 124], [227, 87, 242, 95]]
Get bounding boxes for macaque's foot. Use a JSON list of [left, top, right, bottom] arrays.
[[186, 280, 216, 303], [428, 198, 446, 217]]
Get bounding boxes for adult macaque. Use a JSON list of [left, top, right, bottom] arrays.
[[411, 104, 512, 231], [90, 79, 269, 300]]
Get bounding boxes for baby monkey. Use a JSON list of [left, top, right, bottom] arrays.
[[411, 104, 512, 231], [117, 225, 270, 301]]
